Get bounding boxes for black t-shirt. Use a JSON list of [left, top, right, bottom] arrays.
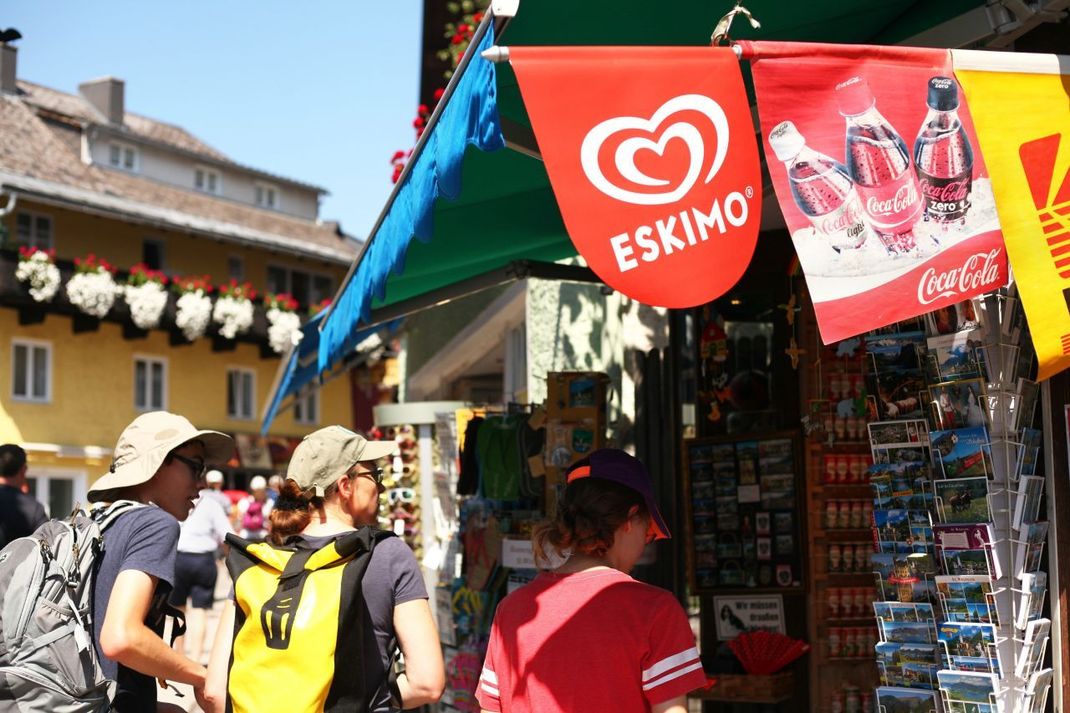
[[0, 484, 47, 548], [92, 506, 179, 712]]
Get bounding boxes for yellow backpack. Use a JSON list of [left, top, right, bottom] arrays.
[[224, 528, 394, 713]]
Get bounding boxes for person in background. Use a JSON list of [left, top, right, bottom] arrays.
[[236, 475, 272, 542], [266, 473, 283, 501], [202, 470, 233, 514], [201, 425, 443, 713], [477, 449, 707, 713], [86, 411, 233, 712], [170, 477, 234, 663], [0, 444, 47, 549]]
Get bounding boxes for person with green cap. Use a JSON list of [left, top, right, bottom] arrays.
[[87, 410, 234, 712], [202, 425, 444, 713]]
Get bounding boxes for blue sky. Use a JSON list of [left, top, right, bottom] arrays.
[[4, 1, 423, 240]]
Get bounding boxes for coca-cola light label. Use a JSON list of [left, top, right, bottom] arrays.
[[816, 193, 868, 251]]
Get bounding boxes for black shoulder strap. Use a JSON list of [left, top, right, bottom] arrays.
[[323, 527, 393, 712]]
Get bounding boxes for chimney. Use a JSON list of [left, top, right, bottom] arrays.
[[0, 44, 16, 94], [78, 77, 125, 125]]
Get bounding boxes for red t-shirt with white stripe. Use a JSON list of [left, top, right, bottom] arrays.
[[476, 568, 705, 712]]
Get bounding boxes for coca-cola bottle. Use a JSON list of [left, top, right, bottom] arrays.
[[914, 76, 974, 226], [768, 120, 869, 251], [836, 76, 923, 254]]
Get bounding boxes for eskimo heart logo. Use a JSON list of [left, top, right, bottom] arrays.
[[580, 94, 730, 206]]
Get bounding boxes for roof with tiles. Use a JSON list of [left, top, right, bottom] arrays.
[[0, 80, 356, 263]]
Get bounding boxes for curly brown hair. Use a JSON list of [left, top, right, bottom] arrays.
[[531, 478, 648, 567]]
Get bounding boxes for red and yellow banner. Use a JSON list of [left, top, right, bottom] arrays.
[[740, 41, 1008, 344], [509, 47, 762, 308], [953, 50, 1070, 380]]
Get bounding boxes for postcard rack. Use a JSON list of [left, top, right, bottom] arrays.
[[858, 286, 1052, 713]]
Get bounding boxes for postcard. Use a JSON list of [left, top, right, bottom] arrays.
[[882, 621, 936, 644], [930, 427, 992, 479], [937, 670, 998, 709], [867, 361, 929, 421], [926, 328, 985, 381], [1014, 378, 1040, 432], [876, 642, 942, 667], [1015, 618, 1051, 679], [873, 444, 934, 469], [1016, 428, 1042, 478], [927, 300, 982, 337], [1016, 521, 1049, 576], [938, 622, 997, 665], [874, 602, 935, 622], [934, 477, 991, 523], [1012, 476, 1045, 531], [943, 548, 998, 580], [929, 378, 987, 431], [876, 686, 939, 713], [1017, 668, 1053, 713], [932, 523, 995, 550], [1016, 572, 1047, 631], [869, 419, 930, 447], [874, 509, 912, 548], [950, 655, 1001, 676]]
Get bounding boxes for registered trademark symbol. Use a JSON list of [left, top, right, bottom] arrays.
[[745, 186, 754, 199]]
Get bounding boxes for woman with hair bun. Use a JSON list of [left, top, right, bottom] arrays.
[[476, 449, 706, 713], [202, 426, 444, 713]]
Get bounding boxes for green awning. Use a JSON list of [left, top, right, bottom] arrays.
[[367, 0, 988, 316]]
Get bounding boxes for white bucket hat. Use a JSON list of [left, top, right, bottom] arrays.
[[89, 411, 233, 501]]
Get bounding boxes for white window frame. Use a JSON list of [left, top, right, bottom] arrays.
[[15, 211, 54, 251], [194, 165, 222, 195], [108, 141, 139, 172], [254, 181, 279, 210], [293, 386, 319, 425], [26, 466, 87, 519], [227, 367, 256, 421], [11, 338, 52, 403], [133, 355, 168, 412]]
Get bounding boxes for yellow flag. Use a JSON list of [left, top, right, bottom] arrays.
[[954, 50, 1070, 380]]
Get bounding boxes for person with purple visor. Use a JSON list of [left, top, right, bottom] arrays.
[[477, 448, 707, 713]]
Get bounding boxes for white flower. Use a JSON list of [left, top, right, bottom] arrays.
[[266, 307, 303, 354], [66, 269, 120, 318], [212, 294, 254, 340], [15, 252, 60, 302], [175, 289, 212, 341], [124, 281, 169, 330]]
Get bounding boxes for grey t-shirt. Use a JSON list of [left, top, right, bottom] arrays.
[[294, 532, 428, 713], [92, 506, 179, 712]]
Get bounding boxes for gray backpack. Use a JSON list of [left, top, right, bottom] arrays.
[[0, 501, 143, 712]]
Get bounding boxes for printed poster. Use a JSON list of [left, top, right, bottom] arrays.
[[741, 42, 1007, 343], [953, 50, 1070, 380]]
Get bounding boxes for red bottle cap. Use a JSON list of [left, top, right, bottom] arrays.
[[835, 76, 875, 116]]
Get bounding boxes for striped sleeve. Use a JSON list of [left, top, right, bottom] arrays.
[[475, 623, 504, 711], [642, 597, 706, 704]]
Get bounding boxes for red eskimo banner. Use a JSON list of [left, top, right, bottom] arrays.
[[740, 42, 1007, 343], [509, 47, 762, 308]]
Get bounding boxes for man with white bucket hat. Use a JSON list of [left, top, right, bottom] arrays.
[[87, 411, 233, 712]]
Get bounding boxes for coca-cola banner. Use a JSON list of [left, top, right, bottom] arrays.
[[740, 42, 1007, 343], [508, 47, 762, 308], [953, 50, 1070, 381]]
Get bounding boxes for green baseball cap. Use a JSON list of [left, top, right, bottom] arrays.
[[287, 425, 397, 496]]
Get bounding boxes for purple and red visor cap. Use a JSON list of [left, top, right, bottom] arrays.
[[565, 448, 671, 541]]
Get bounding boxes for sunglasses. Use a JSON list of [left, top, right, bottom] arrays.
[[353, 466, 385, 488], [386, 487, 416, 505], [173, 454, 207, 480]]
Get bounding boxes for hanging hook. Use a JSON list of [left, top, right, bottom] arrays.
[[710, 3, 762, 46]]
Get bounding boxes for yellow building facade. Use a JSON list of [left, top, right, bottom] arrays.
[[0, 58, 361, 514]]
